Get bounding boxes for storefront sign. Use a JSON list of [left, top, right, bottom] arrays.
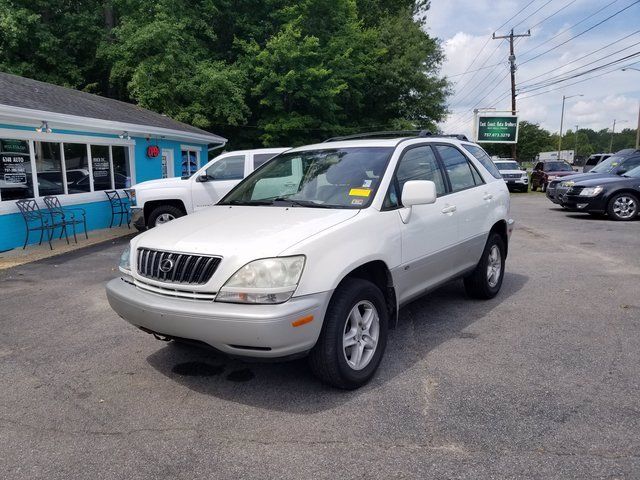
[[147, 145, 160, 158], [92, 156, 110, 177], [476, 116, 519, 144], [1, 139, 30, 184]]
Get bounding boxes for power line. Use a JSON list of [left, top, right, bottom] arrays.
[[450, 40, 506, 105], [519, 0, 639, 66], [527, 0, 579, 31], [519, 50, 640, 93], [518, 29, 640, 85]]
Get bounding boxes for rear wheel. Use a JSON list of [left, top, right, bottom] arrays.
[[607, 193, 638, 221], [309, 278, 388, 389], [148, 205, 184, 228], [464, 233, 505, 299]]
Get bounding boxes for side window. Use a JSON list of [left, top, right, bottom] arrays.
[[386, 146, 446, 208], [621, 157, 640, 171], [253, 153, 277, 170], [462, 144, 501, 179], [436, 145, 479, 192], [206, 155, 245, 180]]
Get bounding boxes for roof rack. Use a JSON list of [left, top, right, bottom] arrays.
[[323, 130, 470, 142]]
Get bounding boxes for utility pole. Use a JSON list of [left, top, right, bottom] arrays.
[[558, 94, 583, 162], [609, 119, 617, 152], [493, 29, 531, 160]]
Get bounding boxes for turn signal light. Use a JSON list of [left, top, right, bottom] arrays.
[[291, 315, 314, 327]]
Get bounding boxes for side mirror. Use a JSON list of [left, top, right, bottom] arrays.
[[616, 168, 627, 175], [402, 180, 437, 207], [196, 174, 210, 182]]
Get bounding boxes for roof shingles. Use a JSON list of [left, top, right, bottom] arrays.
[[0, 72, 225, 143]]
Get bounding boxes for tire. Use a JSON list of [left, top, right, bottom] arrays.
[[309, 278, 388, 389], [148, 205, 184, 228], [134, 224, 146, 232], [464, 233, 506, 300], [606, 192, 639, 221]]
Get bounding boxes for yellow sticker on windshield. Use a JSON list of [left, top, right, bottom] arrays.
[[349, 188, 371, 197]]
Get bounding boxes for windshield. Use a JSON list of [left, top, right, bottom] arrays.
[[495, 161, 520, 170], [623, 165, 640, 178], [544, 162, 572, 172], [590, 155, 625, 173], [219, 147, 393, 209]]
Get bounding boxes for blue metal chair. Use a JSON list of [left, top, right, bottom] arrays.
[[43, 196, 88, 244], [15, 199, 68, 250], [105, 190, 130, 228]]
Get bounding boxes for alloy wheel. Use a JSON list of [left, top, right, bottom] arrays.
[[612, 196, 637, 219], [486, 245, 502, 288], [342, 301, 380, 371]]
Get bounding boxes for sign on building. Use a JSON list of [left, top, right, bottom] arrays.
[[476, 116, 519, 144]]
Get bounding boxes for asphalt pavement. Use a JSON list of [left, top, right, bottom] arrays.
[[1, 192, 639, 479]]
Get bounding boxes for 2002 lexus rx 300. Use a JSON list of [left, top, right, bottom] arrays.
[[106, 132, 514, 389]]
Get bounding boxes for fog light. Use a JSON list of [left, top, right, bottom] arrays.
[[577, 203, 589, 209]]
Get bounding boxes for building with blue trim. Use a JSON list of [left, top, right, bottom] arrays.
[[0, 72, 226, 251]]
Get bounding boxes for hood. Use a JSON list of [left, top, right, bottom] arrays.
[[133, 205, 360, 259], [545, 171, 575, 177], [553, 172, 617, 183], [133, 177, 188, 191], [570, 175, 639, 188]]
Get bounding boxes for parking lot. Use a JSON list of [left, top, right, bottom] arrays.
[[1, 192, 638, 479]]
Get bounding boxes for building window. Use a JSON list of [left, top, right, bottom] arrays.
[[90, 145, 112, 191], [0, 137, 133, 203], [181, 148, 199, 177], [64, 143, 91, 193], [112, 146, 131, 188], [0, 138, 32, 201], [34, 141, 64, 196]]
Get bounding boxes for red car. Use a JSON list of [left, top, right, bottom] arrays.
[[530, 160, 576, 192]]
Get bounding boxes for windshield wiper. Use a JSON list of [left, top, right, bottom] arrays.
[[224, 199, 273, 206], [271, 197, 336, 208]]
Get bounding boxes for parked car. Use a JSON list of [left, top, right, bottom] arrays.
[[582, 153, 612, 173], [530, 160, 575, 192], [128, 148, 289, 229], [494, 159, 528, 192], [547, 149, 640, 205], [561, 165, 640, 220], [106, 133, 514, 389]]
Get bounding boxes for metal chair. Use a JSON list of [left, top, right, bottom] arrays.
[[15, 199, 68, 250], [43, 196, 88, 244], [105, 190, 130, 228]]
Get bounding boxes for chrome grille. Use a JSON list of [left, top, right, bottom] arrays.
[[502, 173, 522, 179], [136, 248, 221, 285]]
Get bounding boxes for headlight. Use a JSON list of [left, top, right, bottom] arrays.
[[119, 245, 131, 274], [216, 256, 306, 304], [579, 186, 603, 197]]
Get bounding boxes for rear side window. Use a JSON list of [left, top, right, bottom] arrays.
[[253, 153, 278, 170], [206, 155, 245, 180], [463, 144, 501, 179], [436, 145, 482, 192]]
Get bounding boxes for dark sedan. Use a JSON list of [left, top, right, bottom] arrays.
[[561, 165, 640, 221], [547, 150, 640, 205]]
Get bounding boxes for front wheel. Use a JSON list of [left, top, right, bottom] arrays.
[[309, 278, 388, 389], [607, 193, 638, 221], [464, 233, 506, 299], [148, 205, 184, 228]]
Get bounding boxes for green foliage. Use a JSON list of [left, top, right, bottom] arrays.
[[0, 0, 449, 148], [484, 120, 637, 162]]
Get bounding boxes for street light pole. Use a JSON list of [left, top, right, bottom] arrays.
[[558, 94, 583, 161], [621, 68, 640, 149]]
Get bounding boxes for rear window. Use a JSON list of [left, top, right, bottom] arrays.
[[462, 144, 501, 179]]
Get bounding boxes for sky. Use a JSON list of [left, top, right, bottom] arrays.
[[424, 0, 640, 141]]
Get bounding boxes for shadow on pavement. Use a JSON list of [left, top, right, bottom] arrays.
[[146, 272, 529, 413]]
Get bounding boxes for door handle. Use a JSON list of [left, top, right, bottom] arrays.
[[483, 193, 493, 201], [441, 205, 457, 214]]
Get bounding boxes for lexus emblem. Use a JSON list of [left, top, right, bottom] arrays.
[[159, 258, 174, 273]]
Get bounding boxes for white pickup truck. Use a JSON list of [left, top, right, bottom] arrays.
[[130, 148, 289, 229]]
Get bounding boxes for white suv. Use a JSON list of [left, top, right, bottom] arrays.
[[107, 133, 514, 389], [129, 148, 288, 229]]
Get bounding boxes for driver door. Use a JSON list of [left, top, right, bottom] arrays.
[[191, 154, 247, 211]]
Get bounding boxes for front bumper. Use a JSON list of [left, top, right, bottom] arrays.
[[561, 194, 606, 213], [106, 278, 331, 358], [504, 178, 528, 190], [131, 208, 145, 230]]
